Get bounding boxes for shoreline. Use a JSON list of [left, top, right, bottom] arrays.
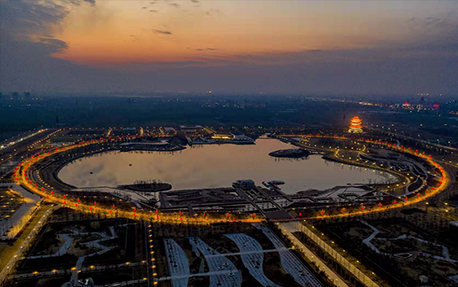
[[45, 140, 404, 198]]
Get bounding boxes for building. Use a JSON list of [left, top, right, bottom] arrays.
[[348, 116, 363, 133], [232, 180, 256, 190], [160, 127, 177, 136], [419, 275, 428, 284], [179, 125, 202, 134], [212, 133, 233, 140]]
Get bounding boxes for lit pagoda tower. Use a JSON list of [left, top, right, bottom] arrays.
[[348, 116, 363, 133]]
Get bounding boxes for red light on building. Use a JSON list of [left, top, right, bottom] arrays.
[[348, 116, 363, 133]]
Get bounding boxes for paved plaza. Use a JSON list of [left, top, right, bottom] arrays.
[[164, 238, 190, 287], [225, 233, 280, 287], [188, 236, 242, 287]]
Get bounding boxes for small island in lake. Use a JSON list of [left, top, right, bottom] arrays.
[[268, 148, 310, 158], [119, 180, 172, 192]]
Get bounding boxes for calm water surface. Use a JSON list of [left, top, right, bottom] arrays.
[[59, 139, 395, 194]]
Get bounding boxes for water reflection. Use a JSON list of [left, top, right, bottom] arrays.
[[59, 139, 396, 194]]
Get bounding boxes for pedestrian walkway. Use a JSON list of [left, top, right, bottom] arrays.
[[164, 238, 190, 287], [69, 226, 117, 286], [225, 233, 280, 287], [27, 234, 73, 259], [360, 220, 458, 263], [256, 224, 323, 287], [188, 237, 241, 287]]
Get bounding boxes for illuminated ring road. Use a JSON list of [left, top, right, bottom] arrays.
[[282, 134, 452, 219], [12, 134, 452, 223]]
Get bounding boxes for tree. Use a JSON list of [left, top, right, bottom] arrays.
[[282, 273, 296, 286]]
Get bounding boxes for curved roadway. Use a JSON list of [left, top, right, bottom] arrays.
[[13, 135, 452, 222]]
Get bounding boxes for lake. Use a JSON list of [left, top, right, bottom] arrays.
[[59, 139, 396, 194]]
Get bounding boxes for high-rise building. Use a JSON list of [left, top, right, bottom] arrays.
[[348, 116, 363, 133]]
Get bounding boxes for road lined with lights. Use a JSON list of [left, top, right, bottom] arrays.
[[0, 204, 58, 286], [15, 137, 260, 224], [13, 134, 452, 223], [0, 129, 47, 151], [278, 134, 452, 219], [277, 221, 379, 287], [4, 133, 453, 287]]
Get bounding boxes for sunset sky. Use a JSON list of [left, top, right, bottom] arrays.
[[1, 0, 457, 95]]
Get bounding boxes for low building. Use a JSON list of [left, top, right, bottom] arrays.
[[160, 127, 177, 136], [419, 275, 428, 284], [179, 125, 202, 134], [212, 133, 233, 140], [233, 180, 256, 190]]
